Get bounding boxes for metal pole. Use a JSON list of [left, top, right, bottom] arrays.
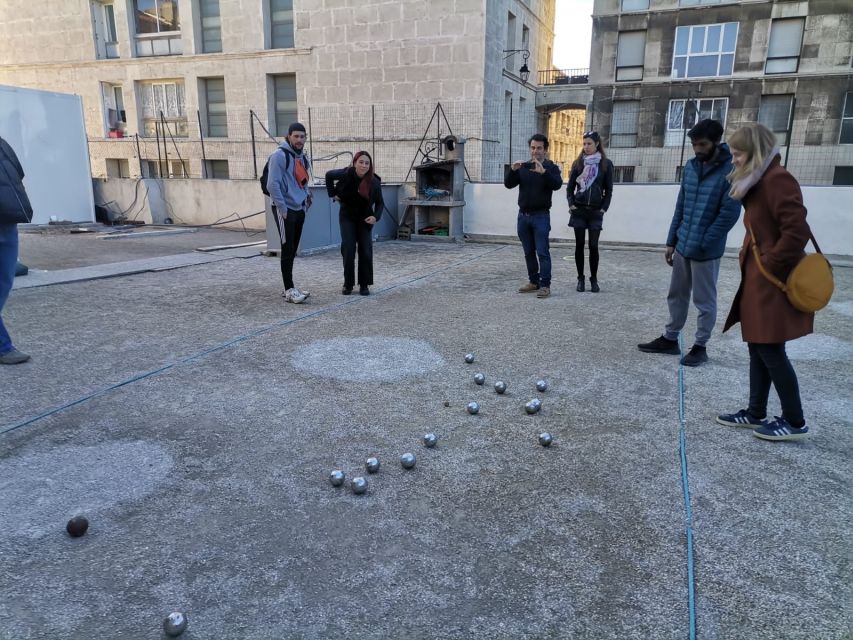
[[436, 102, 441, 159], [783, 96, 796, 169], [372, 104, 376, 165], [134, 133, 144, 177], [155, 120, 163, 178], [678, 94, 691, 182], [197, 110, 208, 178], [250, 109, 258, 179], [307, 107, 314, 172], [160, 111, 170, 177], [508, 97, 513, 166]]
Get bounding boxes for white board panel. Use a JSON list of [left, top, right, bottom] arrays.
[[0, 85, 95, 224]]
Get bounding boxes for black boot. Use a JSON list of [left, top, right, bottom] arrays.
[[590, 277, 600, 293], [576, 276, 585, 292]]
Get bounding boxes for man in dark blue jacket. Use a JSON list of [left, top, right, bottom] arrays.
[[0, 135, 33, 364], [504, 133, 563, 299], [638, 119, 741, 366]]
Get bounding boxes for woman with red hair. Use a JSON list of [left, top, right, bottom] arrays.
[[325, 151, 384, 295]]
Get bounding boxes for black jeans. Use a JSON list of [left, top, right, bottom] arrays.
[[747, 342, 804, 427], [339, 212, 373, 288], [272, 206, 305, 290]]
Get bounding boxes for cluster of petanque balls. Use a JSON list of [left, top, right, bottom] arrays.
[[63, 517, 189, 636], [328, 352, 553, 496]]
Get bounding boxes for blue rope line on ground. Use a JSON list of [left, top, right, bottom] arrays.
[[678, 334, 698, 640], [2, 245, 508, 436]]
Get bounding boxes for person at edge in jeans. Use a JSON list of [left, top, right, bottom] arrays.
[[267, 122, 313, 304], [325, 151, 383, 296], [567, 131, 614, 293], [717, 123, 813, 442], [0, 135, 33, 365], [503, 133, 563, 299], [638, 119, 741, 367]]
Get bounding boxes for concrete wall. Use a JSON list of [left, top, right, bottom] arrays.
[[464, 182, 853, 255]]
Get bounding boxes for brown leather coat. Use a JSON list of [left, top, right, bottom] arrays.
[[723, 157, 814, 343]]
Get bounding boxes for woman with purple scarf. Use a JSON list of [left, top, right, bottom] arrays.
[[567, 131, 614, 292]]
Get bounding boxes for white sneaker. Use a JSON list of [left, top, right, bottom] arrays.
[[284, 288, 307, 304], [295, 287, 310, 299]]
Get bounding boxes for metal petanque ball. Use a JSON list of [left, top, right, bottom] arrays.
[[525, 401, 538, 415], [539, 432, 553, 447], [531, 398, 542, 411], [163, 612, 188, 637], [423, 433, 438, 448], [536, 379, 548, 392], [365, 457, 381, 474], [329, 470, 346, 487], [474, 373, 486, 385], [66, 516, 89, 538], [466, 401, 480, 415], [351, 477, 368, 495], [401, 453, 417, 469], [464, 353, 475, 364], [494, 381, 507, 394]]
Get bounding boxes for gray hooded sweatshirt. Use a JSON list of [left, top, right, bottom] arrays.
[[266, 141, 311, 213]]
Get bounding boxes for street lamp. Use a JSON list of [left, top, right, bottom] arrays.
[[503, 48, 531, 83]]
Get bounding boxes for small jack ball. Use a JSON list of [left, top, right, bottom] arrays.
[[464, 353, 475, 364], [466, 401, 480, 415], [536, 380, 548, 392], [539, 432, 553, 447], [365, 457, 381, 474], [423, 433, 438, 448], [163, 612, 188, 637], [494, 381, 507, 394], [474, 373, 485, 385], [351, 477, 368, 494], [444, 400, 451, 407], [329, 470, 346, 486], [401, 452, 417, 469], [66, 516, 89, 537]]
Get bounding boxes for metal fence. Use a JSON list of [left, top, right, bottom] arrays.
[[87, 96, 853, 186]]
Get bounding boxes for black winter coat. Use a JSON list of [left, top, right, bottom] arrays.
[[325, 168, 384, 221], [567, 158, 614, 212], [0, 137, 33, 224]]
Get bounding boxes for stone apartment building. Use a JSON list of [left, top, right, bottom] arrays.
[[0, 0, 555, 182], [539, 0, 853, 185]]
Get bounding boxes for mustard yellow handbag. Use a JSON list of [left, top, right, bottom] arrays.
[[749, 225, 834, 313]]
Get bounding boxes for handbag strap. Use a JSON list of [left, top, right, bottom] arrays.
[[747, 224, 787, 293]]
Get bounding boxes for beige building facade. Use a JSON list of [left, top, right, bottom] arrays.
[[0, 0, 556, 182]]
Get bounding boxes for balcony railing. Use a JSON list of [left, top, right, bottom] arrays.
[[538, 68, 590, 86]]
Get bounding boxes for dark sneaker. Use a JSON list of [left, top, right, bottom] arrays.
[[753, 417, 809, 441], [681, 345, 708, 367], [518, 282, 539, 293], [536, 286, 551, 298], [716, 409, 767, 428], [0, 349, 30, 365], [342, 286, 353, 295], [359, 286, 370, 296], [638, 336, 680, 355]]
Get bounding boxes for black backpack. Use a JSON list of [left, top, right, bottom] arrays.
[[260, 147, 309, 196]]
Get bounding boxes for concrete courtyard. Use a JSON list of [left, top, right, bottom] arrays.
[[1, 229, 851, 639]]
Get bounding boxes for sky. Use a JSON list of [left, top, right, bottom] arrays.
[[552, 0, 594, 70]]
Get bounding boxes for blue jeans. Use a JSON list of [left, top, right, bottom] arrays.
[[0, 224, 19, 354], [517, 212, 551, 287]]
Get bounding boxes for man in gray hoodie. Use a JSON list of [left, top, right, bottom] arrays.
[[267, 122, 312, 303]]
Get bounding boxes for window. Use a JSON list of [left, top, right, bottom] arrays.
[[766, 18, 804, 74], [203, 77, 227, 137], [833, 166, 853, 185], [673, 23, 737, 79], [271, 74, 297, 136], [522, 24, 530, 54], [145, 159, 187, 178], [505, 12, 516, 72], [140, 80, 187, 137], [92, 1, 119, 59], [204, 160, 229, 179], [841, 92, 853, 144], [269, 0, 294, 49], [614, 166, 636, 183], [199, 0, 222, 53], [616, 31, 645, 81], [106, 159, 131, 178], [102, 83, 126, 135], [135, 0, 179, 34], [758, 95, 793, 145], [666, 98, 728, 146], [611, 101, 640, 147], [679, 0, 723, 5], [622, 0, 649, 10]]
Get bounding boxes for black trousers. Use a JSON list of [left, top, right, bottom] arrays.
[[747, 342, 804, 427], [272, 206, 305, 290], [339, 212, 373, 288]]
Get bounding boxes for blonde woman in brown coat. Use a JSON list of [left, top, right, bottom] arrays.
[[717, 123, 813, 441]]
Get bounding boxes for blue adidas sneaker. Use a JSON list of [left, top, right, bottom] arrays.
[[753, 417, 809, 441], [716, 409, 767, 428]]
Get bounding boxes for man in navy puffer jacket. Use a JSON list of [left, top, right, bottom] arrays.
[[638, 119, 741, 366]]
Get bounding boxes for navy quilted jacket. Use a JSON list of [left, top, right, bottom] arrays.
[[666, 143, 741, 261]]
